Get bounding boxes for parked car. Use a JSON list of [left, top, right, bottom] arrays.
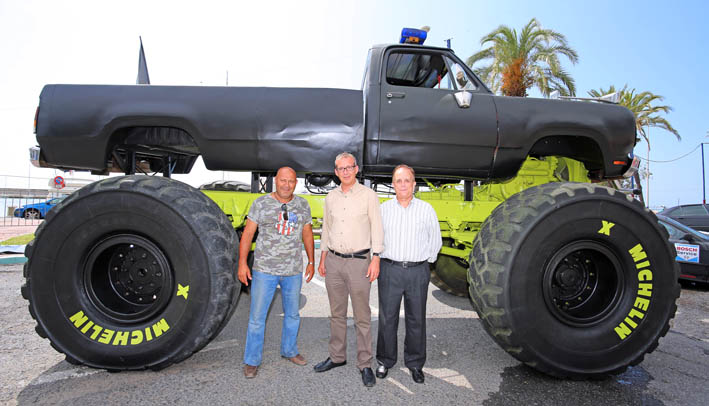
[[13, 196, 66, 219], [657, 214, 709, 283], [658, 204, 709, 232]]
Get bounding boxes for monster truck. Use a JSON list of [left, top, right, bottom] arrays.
[[23, 38, 678, 378]]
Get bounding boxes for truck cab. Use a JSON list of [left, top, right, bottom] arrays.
[[362, 44, 498, 181]]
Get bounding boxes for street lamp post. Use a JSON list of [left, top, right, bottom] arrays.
[[646, 126, 650, 208], [703, 142, 707, 204]]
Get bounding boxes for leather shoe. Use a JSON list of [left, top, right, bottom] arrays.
[[409, 367, 424, 384], [361, 367, 376, 387], [243, 364, 258, 378], [282, 354, 307, 366], [313, 357, 346, 373], [375, 364, 388, 379]]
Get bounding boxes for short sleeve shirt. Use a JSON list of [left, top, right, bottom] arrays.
[[248, 194, 312, 276]]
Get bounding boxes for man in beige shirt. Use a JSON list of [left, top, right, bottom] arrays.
[[314, 152, 383, 388]]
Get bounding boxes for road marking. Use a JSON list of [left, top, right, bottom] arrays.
[[309, 276, 326, 289], [386, 376, 414, 394], [425, 367, 474, 389], [29, 367, 101, 386]]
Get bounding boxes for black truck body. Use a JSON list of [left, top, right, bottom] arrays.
[[34, 44, 637, 181]]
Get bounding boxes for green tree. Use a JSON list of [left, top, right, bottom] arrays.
[[588, 85, 680, 146], [467, 18, 579, 97]]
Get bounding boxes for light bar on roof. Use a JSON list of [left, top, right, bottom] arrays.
[[400, 28, 427, 45]]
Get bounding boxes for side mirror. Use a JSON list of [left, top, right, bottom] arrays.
[[681, 233, 695, 243], [454, 91, 471, 108]]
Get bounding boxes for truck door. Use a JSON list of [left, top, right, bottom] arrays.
[[378, 49, 497, 178]]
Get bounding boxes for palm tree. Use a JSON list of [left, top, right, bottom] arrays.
[[467, 18, 579, 97], [588, 85, 680, 146]]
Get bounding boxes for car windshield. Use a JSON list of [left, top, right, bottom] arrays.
[[659, 217, 709, 241]]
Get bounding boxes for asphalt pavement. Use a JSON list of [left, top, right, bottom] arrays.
[[2, 257, 708, 405]]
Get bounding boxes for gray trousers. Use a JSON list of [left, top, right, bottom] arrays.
[[324, 254, 373, 370], [376, 260, 430, 369]]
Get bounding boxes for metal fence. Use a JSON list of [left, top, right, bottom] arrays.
[[0, 174, 68, 226]]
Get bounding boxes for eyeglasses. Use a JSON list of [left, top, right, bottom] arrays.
[[281, 203, 288, 221], [336, 165, 356, 173]]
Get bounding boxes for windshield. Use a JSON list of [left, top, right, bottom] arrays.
[[659, 218, 709, 241], [361, 50, 372, 90]]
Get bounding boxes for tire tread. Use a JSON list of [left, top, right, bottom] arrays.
[[23, 175, 239, 371], [468, 182, 680, 378]]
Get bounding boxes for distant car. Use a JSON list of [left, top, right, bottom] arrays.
[[658, 204, 709, 232], [657, 214, 709, 284], [13, 196, 66, 219]]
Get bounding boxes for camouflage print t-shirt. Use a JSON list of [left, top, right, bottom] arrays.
[[248, 194, 312, 276]]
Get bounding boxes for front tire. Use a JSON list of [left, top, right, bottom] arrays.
[[22, 176, 239, 370], [468, 182, 679, 378], [24, 209, 40, 220]]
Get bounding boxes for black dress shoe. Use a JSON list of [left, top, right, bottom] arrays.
[[375, 364, 388, 379], [409, 367, 425, 383], [313, 357, 346, 373], [361, 367, 376, 387]]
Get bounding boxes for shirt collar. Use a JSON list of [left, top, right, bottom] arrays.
[[336, 180, 361, 195], [393, 196, 418, 208]]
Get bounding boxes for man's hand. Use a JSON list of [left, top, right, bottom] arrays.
[[238, 219, 258, 286], [318, 251, 327, 276], [237, 262, 252, 286], [366, 256, 380, 282], [305, 263, 315, 282]]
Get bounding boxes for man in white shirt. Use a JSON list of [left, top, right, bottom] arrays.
[[376, 164, 442, 384]]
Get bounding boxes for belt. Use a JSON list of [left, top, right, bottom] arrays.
[[329, 248, 370, 259], [382, 258, 427, 268]]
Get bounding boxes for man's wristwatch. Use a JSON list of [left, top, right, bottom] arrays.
[[307, 261, 314, 265], [372, 252, 380, 257]]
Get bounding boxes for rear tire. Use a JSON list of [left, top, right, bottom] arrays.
[[21, 176, 239, 370], [430, 239, 469, 297], [468, 182, 680, 378]]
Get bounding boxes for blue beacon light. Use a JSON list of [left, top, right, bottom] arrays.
[[400, 28, 427, 45]]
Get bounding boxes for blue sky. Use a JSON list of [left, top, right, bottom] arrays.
[[0, 0, 706, 208]]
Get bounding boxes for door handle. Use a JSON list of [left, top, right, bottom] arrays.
[[386, 92, 406, 99]]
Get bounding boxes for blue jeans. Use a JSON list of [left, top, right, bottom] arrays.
[[243, 270, 303, 366]]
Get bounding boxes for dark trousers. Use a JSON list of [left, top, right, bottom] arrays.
[[376, 260, 430, 369]]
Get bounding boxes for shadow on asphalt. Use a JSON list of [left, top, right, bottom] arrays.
[[679, 280, 709, 291], [483, 364, 662, 406], [431, 289, 474, 311], [17, 302, 672, 405]]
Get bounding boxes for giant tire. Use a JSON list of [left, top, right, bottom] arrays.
[[431, 239, 469, 297], [21, 176, 239, 370], [468, 182, 680, 378]]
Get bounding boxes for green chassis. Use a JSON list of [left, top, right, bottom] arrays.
[[202, 156, 591, 280]]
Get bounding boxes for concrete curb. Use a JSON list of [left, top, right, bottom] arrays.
[[0, 255, 27, 265], [0, 244, 27, 265]]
